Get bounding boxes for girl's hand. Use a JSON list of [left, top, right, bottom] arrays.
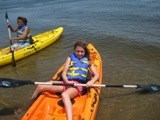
[[86, 80, 95, 87], [9, 37, 16, 41], [64, 80, 74, 85], [8, 24, 11, 28]]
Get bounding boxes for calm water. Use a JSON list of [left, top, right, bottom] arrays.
[[0, 0, 160, 120]]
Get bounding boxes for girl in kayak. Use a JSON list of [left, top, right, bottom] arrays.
[[16, 41, 99, 120], [3, 16, 31, 54]]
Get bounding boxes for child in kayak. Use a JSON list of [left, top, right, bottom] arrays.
[[3, 16, 31, 54], [16, 41, 99, 120]]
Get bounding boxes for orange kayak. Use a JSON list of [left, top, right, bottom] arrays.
[[22, 43, 102, 120]]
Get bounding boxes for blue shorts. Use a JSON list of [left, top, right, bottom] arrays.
[[12, 40, 30, 48]]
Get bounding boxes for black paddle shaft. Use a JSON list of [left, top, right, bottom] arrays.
[[106, 84, 160, 93]]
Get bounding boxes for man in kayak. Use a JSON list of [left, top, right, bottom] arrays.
[[3, 16, 31, 54], [16, 41, 99, 120]]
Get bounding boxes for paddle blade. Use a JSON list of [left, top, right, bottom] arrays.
[[5, 12, 9, 20], [0, 78, 33, 88], [138, 84, 160, 93], [11, 61, 16, 67], [11, 52, 16, 67]]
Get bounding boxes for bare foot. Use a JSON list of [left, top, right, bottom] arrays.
[[14, 108, 25, 120]]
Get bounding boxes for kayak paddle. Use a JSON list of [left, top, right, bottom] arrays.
[[0, 78, 160, 93], [5, 12, 16, 67]]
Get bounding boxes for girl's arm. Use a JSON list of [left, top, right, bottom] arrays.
[[8, 24, 18, 32], [62, 57, 71, 83], [10, 27, 30, 41], [86, 64, 99, 87]]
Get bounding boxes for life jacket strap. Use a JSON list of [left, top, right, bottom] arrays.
[[69, 67, 88, 72], [67, 72, 87, 78]]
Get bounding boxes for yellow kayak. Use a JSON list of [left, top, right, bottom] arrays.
[[0, 27, 63, 66], [22, 43, 102, 120]]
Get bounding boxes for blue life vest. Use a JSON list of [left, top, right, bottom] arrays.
[[67, 53, 89, 82]]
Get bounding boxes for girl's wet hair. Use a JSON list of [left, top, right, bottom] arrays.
[[17, 16, 28, 25], [74, 41, 89, 60]]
